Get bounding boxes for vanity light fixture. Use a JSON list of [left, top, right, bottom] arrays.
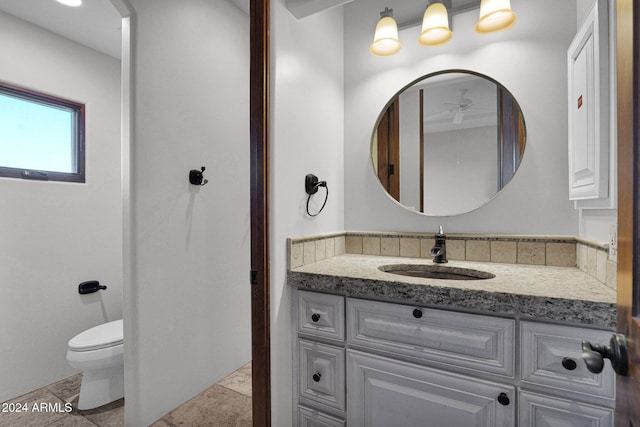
[[370, 7, 402, 56], [370, 1, 517, 56], [418, 2, 453, 46], [56, 0, 82, 6], [475, 0, 516, 33]]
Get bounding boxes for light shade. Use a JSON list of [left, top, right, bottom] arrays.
[[418, 3, 452, 46], [370, 15, 402, 56], [56, 0, 82, 6], [475, 0, 516, 33]]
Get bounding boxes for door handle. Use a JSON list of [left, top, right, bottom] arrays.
[[581, 333, 629, 376]]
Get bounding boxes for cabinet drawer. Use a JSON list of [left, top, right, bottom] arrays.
[[347, 349, 515, 427], [298, 290, 345, 342], [298, 405, 345, 427], [520, 321, 615, 405], [519, 390, 613, 426], [347, 298, 515, 377], [298, 339, 345, 412]]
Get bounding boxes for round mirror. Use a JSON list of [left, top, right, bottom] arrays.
[[371, 70, 526, 216]]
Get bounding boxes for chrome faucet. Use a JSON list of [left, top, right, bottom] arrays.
[[430, 226, 448, 264]]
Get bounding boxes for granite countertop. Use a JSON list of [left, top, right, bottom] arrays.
[[287, 254, 617, 329]]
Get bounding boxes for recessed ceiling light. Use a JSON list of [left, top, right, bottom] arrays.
[[56, 0, 83, 7]]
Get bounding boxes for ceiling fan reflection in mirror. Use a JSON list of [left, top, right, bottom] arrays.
[[425, 89, 484, 125]]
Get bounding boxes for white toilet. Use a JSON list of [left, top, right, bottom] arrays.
[[66, 319, 124, 410]]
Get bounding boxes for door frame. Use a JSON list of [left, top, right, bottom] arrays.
[[376, 98, 401, 201], [248, 1, 640, 425], [615, 0, 639, 424], [250, 0, 271, 425]]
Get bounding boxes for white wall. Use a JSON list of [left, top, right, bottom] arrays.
[[344, 0, 580, 235], [124, 1, 251, 425], [270, 1, 345, 425], [0, 11, 122, 402], [424, 126, 497, 216]]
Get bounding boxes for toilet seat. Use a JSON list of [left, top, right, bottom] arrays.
[[68, 319, 123, 351]]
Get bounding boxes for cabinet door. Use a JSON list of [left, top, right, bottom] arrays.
[[347, 349, 515, 427], [298, 405, 345, 427], [567, 0, 609, 201], [520, 321, 614, 406], [347, 298, 515, 378], [298, 290, 345, 342], [519, 390, 613, 427], [299, 340, 345, 413]]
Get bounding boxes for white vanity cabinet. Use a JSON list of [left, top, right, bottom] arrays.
[[292, 289, 615, 426]]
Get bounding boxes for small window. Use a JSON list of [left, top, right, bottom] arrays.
[[0, 82, 85, 183]]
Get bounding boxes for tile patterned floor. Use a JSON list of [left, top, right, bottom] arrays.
[[0, 363, 252, 427]]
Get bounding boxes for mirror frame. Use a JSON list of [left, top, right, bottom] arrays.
[[370, 69, 527, 217]]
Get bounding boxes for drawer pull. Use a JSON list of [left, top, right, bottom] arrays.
[[311, 313, 321, 322], [412, 308, 423, 319], [561, 357, 577, 371], [312, 373, 322, 382], [497, 392, 510, 406]]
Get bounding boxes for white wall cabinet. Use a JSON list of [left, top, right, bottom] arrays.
[[292, 289, 615, 426], [567, 0, 610, 202]]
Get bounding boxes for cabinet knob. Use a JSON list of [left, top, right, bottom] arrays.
[[311, 313, 321, 323], [412, 308, 423, 319], [497, 392, 510, 406], [561, 357, 577, 371], [312, 373, 321, 382]]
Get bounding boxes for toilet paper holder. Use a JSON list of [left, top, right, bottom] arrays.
[[78, 280, 107, 294]]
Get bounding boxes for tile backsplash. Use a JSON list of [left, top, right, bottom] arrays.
[[342, 232, 579, 267], [290, 233, 345, 270], [288, 231, 616, 290], [576, 238, 616, 291]]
